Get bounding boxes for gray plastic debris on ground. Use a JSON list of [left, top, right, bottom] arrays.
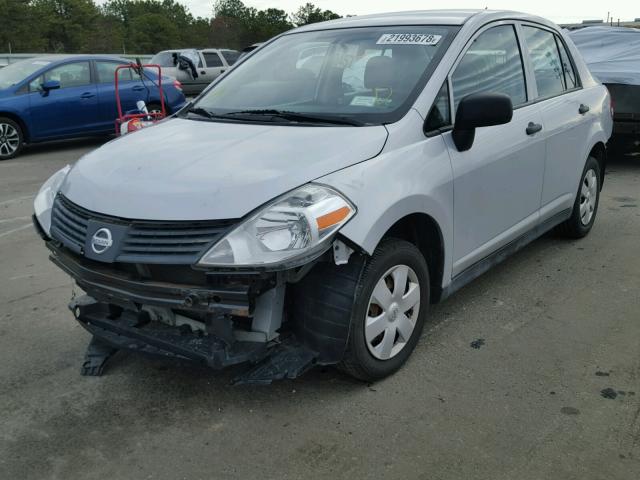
[[569, 26, 640, 85]]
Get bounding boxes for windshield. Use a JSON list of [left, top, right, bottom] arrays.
[[193, 26, 455, 125], [0, 59, 50, 89]]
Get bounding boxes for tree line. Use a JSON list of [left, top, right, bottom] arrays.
[[0, 0, 344, 54]]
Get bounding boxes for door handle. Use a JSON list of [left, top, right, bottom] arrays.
[[526, 122, 543, 135], [200, 70, 206, 75], [579, 104, 590, 115], [132, 85, 145, 91], [221, 70, 225, 73], [80, 92, 95, 99]]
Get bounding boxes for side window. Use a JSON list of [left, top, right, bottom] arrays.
[[220, 50, 240, 65], [555, 36, 578, 90], [522, 26, 565, 98], [35, 62, 91, 89], [203, 52, 223, 68], [425, 82, 451, 132], [95, 62, 133, 83], [451, 25, 527, 112]]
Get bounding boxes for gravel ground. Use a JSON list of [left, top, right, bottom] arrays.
[[1, 139, 639, 480]]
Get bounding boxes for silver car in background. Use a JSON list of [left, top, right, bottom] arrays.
[[34, 10, 612, 383], [150, 48, 240, 95]]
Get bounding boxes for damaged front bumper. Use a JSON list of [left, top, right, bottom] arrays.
[[47, 241, 340, 383]]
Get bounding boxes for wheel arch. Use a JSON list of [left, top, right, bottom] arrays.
[[0, 111, 30, 142], [377, 213, 446, 303], [588, 141, 607, 189]]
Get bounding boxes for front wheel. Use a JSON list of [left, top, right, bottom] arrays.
[[0, 117, 24, 160], [557, 155, 601, 238], [338, 239, 430, 381]]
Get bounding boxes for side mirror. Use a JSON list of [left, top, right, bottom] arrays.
[[41, 80, 61, 96], [452, 92, 513, 152]]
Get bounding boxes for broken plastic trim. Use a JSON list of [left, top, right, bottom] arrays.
[[71, 296, 318, 384]]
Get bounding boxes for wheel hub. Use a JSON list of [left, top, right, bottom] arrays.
[[0, 123, 18, 156], [364, 264, 421, 360], [579, 169, 598, 226], [388, 303, 399, 322]]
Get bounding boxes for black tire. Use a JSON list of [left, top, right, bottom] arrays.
[[0, 117, 24, 160], [145, 102, 165, 115], [338, 238, 430, 381], [557, 156, 601, 238]]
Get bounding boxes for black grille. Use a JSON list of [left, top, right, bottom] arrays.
[[50, 195, 237, 264]]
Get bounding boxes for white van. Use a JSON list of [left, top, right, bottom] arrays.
[[34, 10, 612, 383]]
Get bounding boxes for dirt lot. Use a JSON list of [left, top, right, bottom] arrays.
[[1, 139, 639, 480]]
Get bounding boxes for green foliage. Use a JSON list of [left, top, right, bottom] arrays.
[[291, 2, 340, 27], [0, 0, 344, 54]]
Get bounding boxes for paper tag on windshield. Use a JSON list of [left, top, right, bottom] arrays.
[[376, 33, 442, 46], [350, 96, 377, 107], [31, 61, 51, 66]]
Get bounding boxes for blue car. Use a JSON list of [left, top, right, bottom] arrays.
[[0, 55, 187, 159]]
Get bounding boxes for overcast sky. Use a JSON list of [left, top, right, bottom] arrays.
[[164, 0, 638, 24]]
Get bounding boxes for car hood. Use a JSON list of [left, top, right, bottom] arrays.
[[61, 118, 388, 220]]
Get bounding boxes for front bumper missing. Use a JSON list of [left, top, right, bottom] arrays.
[[48, 240, 319, 383], [47, 240, 355, 384], [72, 296, 317, 384], [72, 298, 267, 369]]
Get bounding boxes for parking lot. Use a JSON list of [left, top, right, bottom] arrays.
[[1, 139, 639, 479]]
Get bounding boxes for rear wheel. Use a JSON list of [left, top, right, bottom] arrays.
[[145, 102, 165, 116], [557, 156, 601, 238], [338, 239, 430, 381], [0, 117, 23, 160]]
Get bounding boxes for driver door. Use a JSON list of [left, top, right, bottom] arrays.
[[28, 61, 100, 139], [443, 23, 546, 276]]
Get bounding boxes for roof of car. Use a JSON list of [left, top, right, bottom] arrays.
[[293, 9, 555, 32], [25, 54, 127, 63]]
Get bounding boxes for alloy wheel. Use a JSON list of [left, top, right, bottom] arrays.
[[365, 264, 421, 360], [0, 123, 19, 157]]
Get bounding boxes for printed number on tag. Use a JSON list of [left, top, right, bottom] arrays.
[[376, 33, 442, 46]]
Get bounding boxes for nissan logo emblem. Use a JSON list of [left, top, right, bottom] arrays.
[[91, 228, 113, 254]]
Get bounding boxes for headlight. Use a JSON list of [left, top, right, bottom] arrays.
[[198, 184, 356, 268], [33, 165, 71, 236]]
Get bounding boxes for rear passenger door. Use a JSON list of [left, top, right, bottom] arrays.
[[444, 23, 547, 276], [201, 51, 226, 85], [94, 61, 145, 131], [519, 24, 592, 222]]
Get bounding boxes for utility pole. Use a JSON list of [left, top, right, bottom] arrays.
[[8, 42, 11, 54]]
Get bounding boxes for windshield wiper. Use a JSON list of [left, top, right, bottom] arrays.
[[186, 107, 217, 119], [224, 109, 364, 126]]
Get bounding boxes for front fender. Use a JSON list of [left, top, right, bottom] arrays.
[[318, 123, 455, 290]]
